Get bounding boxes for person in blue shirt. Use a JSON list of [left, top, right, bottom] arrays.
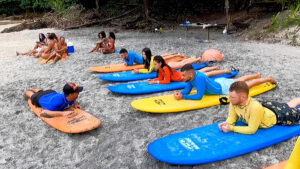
[[174, 64, 276, 100], [119, 48, 143, 66], [24, 83, 83, 118]]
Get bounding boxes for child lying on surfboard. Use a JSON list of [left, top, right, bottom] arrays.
[[219, 81, 300, 134], [147, 55, 231, 85], [24, 83, 83, 118], [119, 48, 144, 66], [173, 64, 276, 100]]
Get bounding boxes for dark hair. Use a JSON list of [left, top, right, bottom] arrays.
[[39, 33, 46, 43], [181, 64, 194, 72], [119, 48, 128, 54], [48, 33, 56, 40], [153, 55, 173, 75], [98, 31, 106, 38], [229, 81, 249, 95], [142, 48, 152, 70], [109, 32, 115, 40]]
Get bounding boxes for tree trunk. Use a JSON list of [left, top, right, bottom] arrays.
[[225, 0, 229, 30], [144, 0, 149, 20], [95, 0, 100, 13]]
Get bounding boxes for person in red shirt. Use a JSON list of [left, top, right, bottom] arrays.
[[148, 55, 234, 85], [148, 55, 182, 84]]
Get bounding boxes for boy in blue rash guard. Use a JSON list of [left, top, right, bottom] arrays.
[[119, 48, 143, 66], [174, 64, 277, 100], [24, 83, 83, 118]]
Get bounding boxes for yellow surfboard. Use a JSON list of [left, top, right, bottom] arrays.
[[263, 137, 300, 169], [131, 82, 276, 113], [285, 137, 300, 169], [38, 53, 67, 64]]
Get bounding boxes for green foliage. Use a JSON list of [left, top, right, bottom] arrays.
[[49, 0, 78, 13], [268, 13, 300, 32], [271, 12, 280, 25], [288, 2, 300, 18], [0, 0, 78, 15]]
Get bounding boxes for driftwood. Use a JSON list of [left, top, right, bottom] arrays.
[[64, 7, 138, 30], [1, 21, 47, 33]]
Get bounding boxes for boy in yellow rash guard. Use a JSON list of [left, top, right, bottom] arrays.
[[219, 81, 300, 135]]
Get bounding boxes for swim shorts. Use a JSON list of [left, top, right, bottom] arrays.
[[261, 101, 300, 126], [31, 90, 56, 107], [214, 77, 234, 95]]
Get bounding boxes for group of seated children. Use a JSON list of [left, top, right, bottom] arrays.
[[90, 31, 115, 54], [17, 33, 68, 63]]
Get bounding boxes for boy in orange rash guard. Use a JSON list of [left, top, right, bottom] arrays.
[[148, 55, 182, 84]]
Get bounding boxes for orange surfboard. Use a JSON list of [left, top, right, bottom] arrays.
[[89, 53, 187, 73], [263, 161, 287, 169], [27, 99, 100, 133], [38, 53, 67, 64]]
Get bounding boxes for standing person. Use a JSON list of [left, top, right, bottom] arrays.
[[119, 48, 143, 66], [174, 64, 276, 100], [89, 31, 108, 53], [218, 81, 300, 135], [101, 32, 115, 54], [24, 83, 83, 118]]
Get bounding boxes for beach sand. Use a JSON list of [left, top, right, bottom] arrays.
[[0, 24, 300, 169]]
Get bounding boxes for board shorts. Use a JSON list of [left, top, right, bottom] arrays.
[[261, 101, 300, 126], [31, 90, 56, 107], [214, 78, 234, 95]]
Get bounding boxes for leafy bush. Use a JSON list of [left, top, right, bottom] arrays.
[[289, 2, 300, 18]]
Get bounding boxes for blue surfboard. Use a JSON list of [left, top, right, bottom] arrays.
[[108, 70, 238, 95], [99, 62, 209, 82], [148, 120, 300, 165]]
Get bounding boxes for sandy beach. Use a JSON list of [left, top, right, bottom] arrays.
[[0, 24, 300, 169]]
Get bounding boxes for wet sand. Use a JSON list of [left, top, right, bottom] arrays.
[[0, 24, 300, 169]]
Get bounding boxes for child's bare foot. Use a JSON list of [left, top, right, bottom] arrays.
[[211, 66, 220, 70], [267, 76, 276, 84], [255, 73, 261, 78], [224, 69, 232, 74], [196, 57, 202, 64]]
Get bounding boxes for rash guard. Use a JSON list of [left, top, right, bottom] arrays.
[[154, 66, 182, 84], [226, 97, 277, 134], [138, 56, 154, 73], [124, 51, 143, 66], [180, 71, 222, 100], [39, 92, 74, 111]]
